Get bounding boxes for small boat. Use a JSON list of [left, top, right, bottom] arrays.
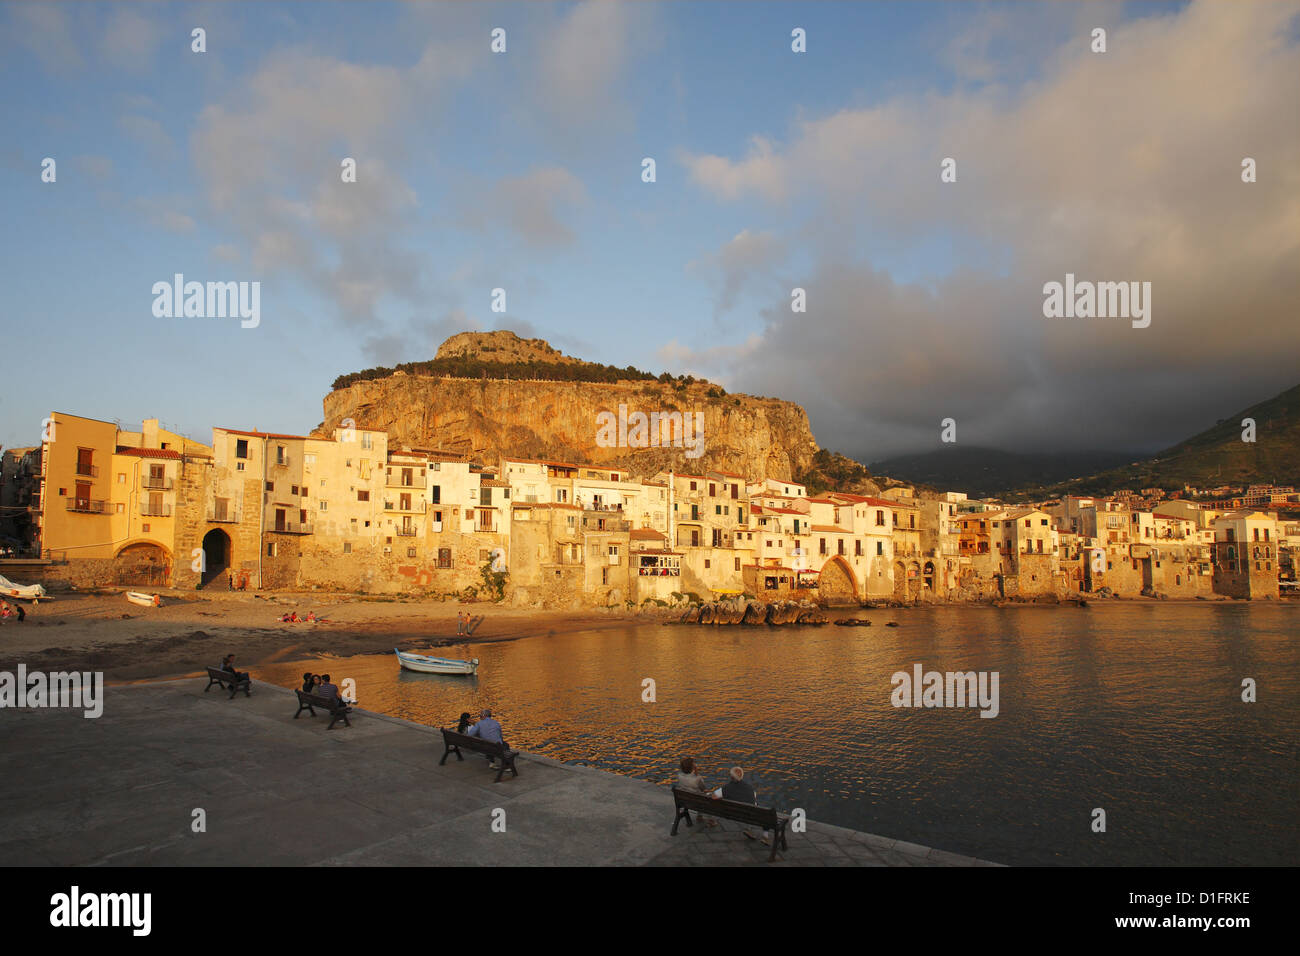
[[0, 574, 46, 603], [126, 591, 160, 608], [394, 648, 479, 675]]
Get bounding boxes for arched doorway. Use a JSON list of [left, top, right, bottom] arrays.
[[201, 528, 232, 588], [907, 562, 922, 600], [923, 561, 936, 592], [115, 542, 170, 587], [893, 562, 908, 601], [819, 556, 858, 604]]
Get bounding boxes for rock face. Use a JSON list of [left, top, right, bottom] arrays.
[[434, 330, 583, 367], [321, 335, 820, 480]]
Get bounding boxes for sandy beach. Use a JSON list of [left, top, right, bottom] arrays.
[[0, 589, 654, 682]]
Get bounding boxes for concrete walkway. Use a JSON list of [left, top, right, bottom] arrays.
[[0, 680, 1001, 867]]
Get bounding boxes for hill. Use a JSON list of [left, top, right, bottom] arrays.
[[1010, 383, 1300, 499], [868, 447, 1137, 499]]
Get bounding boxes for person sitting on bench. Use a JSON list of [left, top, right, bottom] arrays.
[[456, 711, 473, 734], [677, 757, 718, 828], [316, 674, 343, 701], [717, 765, 770, 845], [465, 708, 507, 770], [220, 654, 249, 685], [302, 672, 318, 694]]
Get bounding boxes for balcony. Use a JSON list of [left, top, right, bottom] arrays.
[[395, 526, 419, 536], [270, 456, 291, 469], [384, 500, 428, 513], [207, 507, 240, 523], [386, 475, 427, 490], [142, 475, 174, 490], [270, 522, 313, 535], [66, 497, 109, 514], [140, 503, 172, 517], [582, 516, 630, 532], [74, 463, 99, 478]]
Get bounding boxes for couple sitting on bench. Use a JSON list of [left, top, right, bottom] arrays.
[[676, 759, 773, 845]]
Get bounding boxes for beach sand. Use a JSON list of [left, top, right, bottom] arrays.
[[0, 589, 656, 682]]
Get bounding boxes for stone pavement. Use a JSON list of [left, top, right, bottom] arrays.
[[0, 679, 1001, 867]]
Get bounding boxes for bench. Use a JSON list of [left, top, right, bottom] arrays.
[[671, 787, 790, 862], [438, 727, 518, 782], [294, 690, 352, 729], [204, 666, 251, 699]]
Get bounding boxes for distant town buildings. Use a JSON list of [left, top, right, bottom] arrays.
[[1, 410, 1294, 605]]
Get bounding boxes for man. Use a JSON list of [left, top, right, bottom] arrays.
[[465, 708, 506, 769], [316, 673, 340, 700], [717, 766, 770, 845], [456, 611, 466, 636], [220, 653, 250, 688]]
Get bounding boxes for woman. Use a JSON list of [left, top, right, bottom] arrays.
[[456, 711, 473, 734], [675, 757, 718, 827], [301, 672, 317, 694]]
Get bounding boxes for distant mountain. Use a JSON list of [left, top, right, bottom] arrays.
[[868, 447, 1138, 499], [1014, 383, 1300, 499]]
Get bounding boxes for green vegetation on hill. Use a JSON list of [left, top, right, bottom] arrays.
[[796, 449, 874, 495], [331, 357, 708, 391], [1011, 383, 1300, 500]]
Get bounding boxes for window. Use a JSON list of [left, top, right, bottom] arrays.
[[838, 540, 845, 556], [432, 461, 440, 471], [267, 542, 277, 557], [438, 548, 452, 568], [266, 481, 274, 491], [236, 439, 248, 459], [320, 501, 327, 511], [408, 547, 417, 558], [357, 490, 369, 502], [115, 502, 125, 514], [735, 558, 741, 571], [343, 542, 352, 554], [876, 542, 884, 555], [236, 462, 245, 471], [876, 510, 885, 526], [362, 434, 372, 450], [117, 473, 126, 484], [856, 541, 862, 556], [142, 523, 150, 533], [704, 559, 711, 569], [690, 481, 697, 491], [275, 446, 287, 465]]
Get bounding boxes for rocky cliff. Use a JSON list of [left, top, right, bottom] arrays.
[[321, 336, 820, 480]]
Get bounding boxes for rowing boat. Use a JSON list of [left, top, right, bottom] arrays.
[[0, 574, 46, 603], [126, 591, 160, 608], [394, 648, 479, 675]]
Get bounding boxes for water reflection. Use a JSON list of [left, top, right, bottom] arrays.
[[255, 604, 1299, 865]]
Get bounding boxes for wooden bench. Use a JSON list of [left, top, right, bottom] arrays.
[[294, 690, 352, 729], [671, 787, 790, 862], [204, 666, 250, 699], [438, 727, 518, 782]]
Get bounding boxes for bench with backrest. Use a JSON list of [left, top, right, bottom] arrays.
[[294, 689, 352, 729], [204, 666, 250, 699], [671, 787, 790, 862], [438, 727, 518, 782]]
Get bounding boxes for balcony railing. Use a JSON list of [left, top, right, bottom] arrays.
[[207, 507, 240, 523], [384, 500, 428, 513], [140, 503, 172, 517], [142, 476, 173, 490], [270, 522, 313, 534], [395, 526, 419, 536], [386, 475, 427, 490], [582, 517, 630, 532], [270, 456, 291, 468], [66, 497, 109, 514], [74, 463, 99, 478]]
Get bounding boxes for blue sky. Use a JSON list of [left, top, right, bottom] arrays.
[[2, 0, 1297, 462]]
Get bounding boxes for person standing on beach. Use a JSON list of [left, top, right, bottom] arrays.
[[456, 611, 466, 635]]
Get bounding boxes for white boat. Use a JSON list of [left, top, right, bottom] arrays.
[[126, 591, 160, 608], [394, 648, 479, 675], [0, 574, 46, 603]]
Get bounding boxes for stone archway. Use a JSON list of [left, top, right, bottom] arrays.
[[893, 562, 908, 601], [819, 555, 858, 605], [923, 560, 936, 592], [201, 528, 232, 588], [907, 562, 922, 600], [114, 541, 170, 587]]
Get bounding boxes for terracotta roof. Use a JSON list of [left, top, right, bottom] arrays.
[[630, 528, 666, 540], [634, 548, 682, 555], [766, 506, 805, 515], [115, 446, 182, 460], [810, 524, 852, 533], [218, 427, 308, 440], [710, 470, 747, 479]]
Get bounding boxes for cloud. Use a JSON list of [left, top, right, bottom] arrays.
[[9, 3, 84, 72], [118, 114, 175, 155], [135, 196, 196, 234], [75, 155, 114, 181], [456, 167, 587, 247], [687, 229, 786, 318], [679, 0, 1300, 459], [101, 7, 163, 72]]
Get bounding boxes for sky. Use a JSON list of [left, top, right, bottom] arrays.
[[2, 0, 1298, 463]]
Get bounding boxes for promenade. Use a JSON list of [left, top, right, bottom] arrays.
[[0, 680, 1001, 867]]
